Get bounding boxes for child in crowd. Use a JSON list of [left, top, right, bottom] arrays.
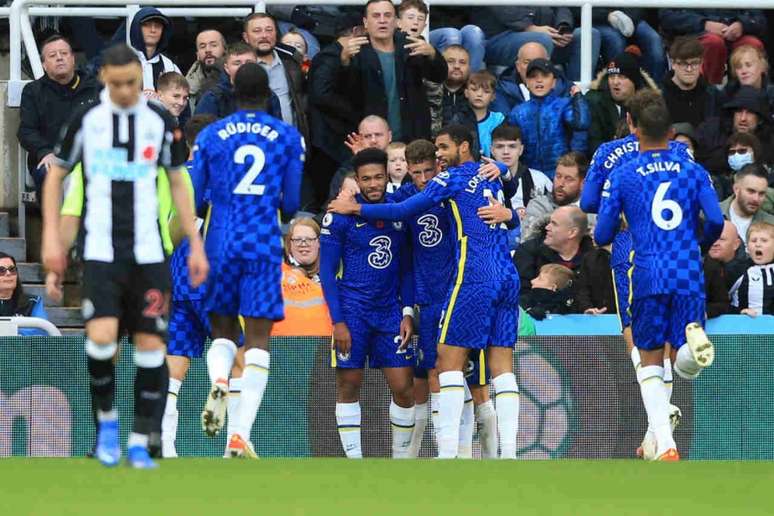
[[731, 222, 774, 316], [463, 71, 505, 157], [521, 264, 576, 320], [386, 142, 409, 193], [156, 72, 190, 122]]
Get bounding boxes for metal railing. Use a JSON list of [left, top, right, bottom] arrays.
[[0, 316, 62, 336]]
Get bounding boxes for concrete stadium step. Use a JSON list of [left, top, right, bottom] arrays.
[[61, 328, 86, 336], [0, 238, 26, 262], [23, 284, 65, 307], [47, 307, 83, 327], [17, 263, 79, 284], [0, 212, 9, 238]]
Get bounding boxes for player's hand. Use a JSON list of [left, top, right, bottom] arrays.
[[405, 36, 436, 58], [36, 153, 57, 171], [741, 308, 759, 317], [340, 36, 369, 66], [333, 322, 352, 359], [478, 156, 502, 181], [187, 239, 210, 288], [477, 197, 513, 225], [45, 272, 64, 303], [328, 197, 360, 215], [584, 307, 608, 315], [42, 233, 67, 277], [344, 132, 366, 155], [399, 315, 413, 350]]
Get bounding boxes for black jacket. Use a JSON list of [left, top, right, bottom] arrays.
[[662, 72, 721, 128], [705, 257, 734, 318], [339, 31, 448, 142], [521, 287, 575, 320], [274, 43, 310, 143], [574, 247, 616, 314], [513, 234, 594, 296], [695, 116, 774, 172], [659, 9, 767, 38], [18, 71, 100, 173]]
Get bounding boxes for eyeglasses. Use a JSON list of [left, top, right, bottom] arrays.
[[290, 237, 318, 245], [0, 266, 18, 275], [728, 148, 750, 155], [674, 60, 702, 70]]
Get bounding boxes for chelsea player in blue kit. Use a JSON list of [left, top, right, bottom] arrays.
[[329, 126, 521, 459], [192, 64, 305, 458], [320, 148, 417, 459], [595, 94, 724, 461]]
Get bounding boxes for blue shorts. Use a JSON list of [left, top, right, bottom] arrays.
[[438, 277, 520, 350], [332, 310, 414, 369], [205, 258, 283, 320], [167, 299, 211, 358], [632, 294, 706, 350], [611, 231, 633, 329], [415, 302, 443, 374]]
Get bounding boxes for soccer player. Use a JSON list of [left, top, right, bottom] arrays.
[[328, 125, 521, 459], [193, 63, 305, 458], [320, 148, 416, 459], [594, 94, 724, 461], [41, 44, 208, 469]]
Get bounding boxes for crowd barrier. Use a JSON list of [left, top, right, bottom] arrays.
[[2, 315, 772, 459]]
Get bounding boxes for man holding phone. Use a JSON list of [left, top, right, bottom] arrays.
[[338, 0, 447, 142]]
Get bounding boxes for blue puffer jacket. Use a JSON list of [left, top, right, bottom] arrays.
[[491, 66, 572, 116], [507, 91, 589, 178]]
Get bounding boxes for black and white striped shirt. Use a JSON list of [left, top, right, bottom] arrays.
[[730, 263, 774, 315], [55, 89, 187, 264]]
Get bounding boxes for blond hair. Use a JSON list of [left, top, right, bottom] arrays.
[[748, 221, 774, 241], [539, 264, 574, 290], [729, 45, 769, 80], [284, 217, 321, 278]]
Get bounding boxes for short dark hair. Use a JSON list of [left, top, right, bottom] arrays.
[[0, 252, 24, 309], [226, 41, 256, 60], [405, 139, 436, 165], [442, 44, 468, 57], [397, 0, 428, 16], [437, 124, 475, 149], [556, 152, 589, 179], [352, 148, 388, 175], [734, 163, 769, 183], [243, 12, 279, 35], [669, 36, 704, 61], [234, 63, 270, 106], [364, 0, 396, 16], [491, 124, 522, 143], [727, 131, 762, 161], [157, 72, 189, 92], [467, 70, 497, 92], [628, 89, 672, 141], [185, 114, 216, 147], [101, 44, 141, 68], [40, 34, 71, 54]]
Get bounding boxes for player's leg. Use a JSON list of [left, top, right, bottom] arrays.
[[672, 296, 715, 379], [129, 331, 168, 469], [202, 313, 241, 437], [409, 369, 430, 457], [162, 355, 189, 458], [226, 347, 245, 449], [85, 317, 121, 466], [471, 382, 498, 459], [336, 367, 364, 458], [428, 369, 440, 447], [435, 343, 472, 458], [382, 366, 416, 459], [409, 303, 441, 457]]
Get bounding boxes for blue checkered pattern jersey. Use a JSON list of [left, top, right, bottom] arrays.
[[359, 161, 518, 285], [170, 161, 205, 302], [582, 134, 693, 214], [390, 183, 456, 305], [319, 195, 414, 327], [595, 148, 724, 299], [190, 109, 305, 263]]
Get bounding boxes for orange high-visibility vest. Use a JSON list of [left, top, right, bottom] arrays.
[[271, 262, 333, 336]]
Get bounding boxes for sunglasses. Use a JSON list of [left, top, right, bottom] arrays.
[[0, 265, 18, 275]]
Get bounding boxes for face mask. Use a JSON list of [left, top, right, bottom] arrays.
[[728, 152, 754, 171]]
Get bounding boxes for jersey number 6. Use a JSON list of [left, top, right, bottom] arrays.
[[651, 181, 683, 231], [233, 144, 266, 196]]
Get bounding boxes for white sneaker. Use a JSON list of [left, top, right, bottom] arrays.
[[201, 379, 229, 437], [638, 431, 657, 461], [685, 323, 715, 368], [608, 10, 635, 37], [161, 439, 178, 459]]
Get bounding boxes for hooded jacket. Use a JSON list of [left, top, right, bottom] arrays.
[[195, 72, 282, 120], [129, 7, 181, 91], [507, 89, 589, 178], [659, 9, 766, 38], [584, 67, 659, 156], [491, 65, 572, 116]]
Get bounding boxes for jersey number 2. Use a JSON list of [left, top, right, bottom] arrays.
[[233, 145, 266, 195], [651, 181, 683, 231]]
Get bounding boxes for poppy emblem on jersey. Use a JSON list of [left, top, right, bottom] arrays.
[[376, 221, 384, 229], [142, 145, 157, 161]]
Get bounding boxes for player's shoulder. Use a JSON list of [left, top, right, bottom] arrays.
[[320, 211, 352, 235], [390, 182, 418, 202]]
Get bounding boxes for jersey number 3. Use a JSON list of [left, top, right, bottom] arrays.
[[233, 144, 266, 195], [651, 181, 683, 231]]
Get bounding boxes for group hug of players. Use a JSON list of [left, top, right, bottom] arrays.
[[40, 43, 720, 469]]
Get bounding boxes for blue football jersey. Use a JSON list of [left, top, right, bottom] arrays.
[[582, 134, 693, 214], [390, 183, 456, 305], [319, 195, 412, 326], [191, 110, 305, 262], [595, 149, 724, 299], [360, 161, 518, 285]]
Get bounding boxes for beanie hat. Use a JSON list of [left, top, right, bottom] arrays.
[[607, 52, 643, 88]]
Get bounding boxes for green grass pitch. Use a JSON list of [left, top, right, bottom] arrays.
[[1, 459, 773, 515]]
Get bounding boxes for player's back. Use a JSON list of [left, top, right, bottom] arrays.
[[613, 149, 712, 298], [193, 109, 304, 261]]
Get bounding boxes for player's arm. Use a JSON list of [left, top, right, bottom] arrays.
[[579, 146, 606, 214], [281, 134, 306, 217], [319, 216, 351, 356], [698, 171, 725, 248], [398, 240, 415, 349], [593, 173, 622, 246]]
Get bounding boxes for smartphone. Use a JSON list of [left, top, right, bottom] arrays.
[[352, 25, 367, 38], [557, 24, 571, 35]]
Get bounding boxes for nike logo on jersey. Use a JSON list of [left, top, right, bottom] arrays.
[[356, 222, 367, 228]]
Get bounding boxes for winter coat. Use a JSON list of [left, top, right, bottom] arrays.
[[185, 59, 223, 111], [573, 246, 615, 314], [271, 43, 310, 143], [491, 66, 572, 116], [128, 7, 181, 91], [472, 6, 573, 39], [658, 9, 767, 38], [718, 77, 774, 125], [339, 31, 448, 141], [584, 67, 659, 156], [662, 72, 721, 128], [18, 71, 100, 173], [695, 116, 774, 173], [513, 234, 594, 297], [704, 257, 734, 318], [507, 90, 589, 178], [195, 72, 282, 121]]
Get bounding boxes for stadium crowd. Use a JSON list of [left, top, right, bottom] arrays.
[[19, 1, 774, 324]]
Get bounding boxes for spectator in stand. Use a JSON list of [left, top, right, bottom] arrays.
[[585, 51, 658, 155], [522, 151, 589, 241], [195, 42, 257, 118], [281, 30, 309, 62], [271, 218, 332, 337], [338, 0, 447, 141], [491, 42, 573, 116], [386, 142, 409, 193], [730, 221, 774, 316], [596, 9, 666, 83], [662, 36, 721, 128], [426, 45, 471, 136], [514, 205, 593, 296], [490, 125, 552, 220], [508, 59, 589, 178], [695, 86, 774, 173], [185, 29, 226, 111], [0, 252, 48, 335], [721, 45, 774, 121], [128, 7, 181, 93], [18, 34, 100, 199], [720, 164, 774, 249], [704, 246, 735, 319], [243, 12, 309, 141], [265, 4, 323, 59], [708, 220, 752, 292], [156, 72, 189, 124], [658, 9, 767, 85], [446, 70, 505, 157], [521, 264, 576, 320], [671, 123, 698, 155], [574, 242, 616, 316], [473, 6, 600, 82], [711, 132, 762, 202]]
